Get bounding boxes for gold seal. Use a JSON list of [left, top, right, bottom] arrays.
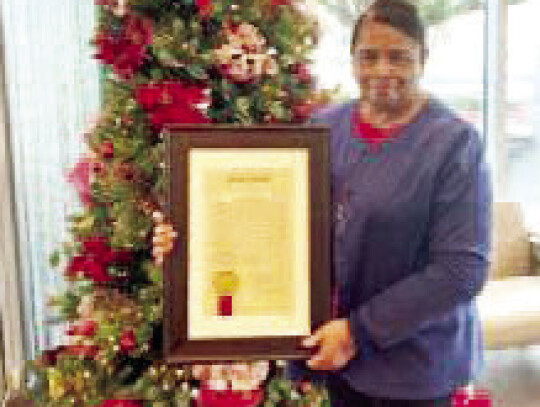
[[211, 270, 239, 294]]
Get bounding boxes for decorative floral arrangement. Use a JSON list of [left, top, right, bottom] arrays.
[[23, 0, 333, 405]]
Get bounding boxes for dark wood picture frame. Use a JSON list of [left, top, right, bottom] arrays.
[[162, 125, 330, 363]]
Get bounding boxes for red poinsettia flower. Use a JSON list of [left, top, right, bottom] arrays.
[[94, 32, 117, 65], [110, 249, 134, 264], [82, 236, 110, 257], [66, 255, 88, 277], [84, 260, 113, 283], [196, 0, 213, 17], [94, 14, 153, 79], [66, 236, 133, 284], [124, 13, 153, 45], [83, 236, 133, 264], [119, 329, 137, 353], [67, 256, 113, 283], [67, 157, 93, 206], [135, 82, 210, 132]]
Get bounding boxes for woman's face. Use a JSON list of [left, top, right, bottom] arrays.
[[352, 20, 424, 112]]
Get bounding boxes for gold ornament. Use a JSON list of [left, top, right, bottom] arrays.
[[73, 371, 86, 393], [162, 380, 172, 391], [175, 369, 184, 379], [149, 366, 159, 379], [47, 368, 66, 401]]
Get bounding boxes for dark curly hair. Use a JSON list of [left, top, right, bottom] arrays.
[[350, 0, 428, 62]]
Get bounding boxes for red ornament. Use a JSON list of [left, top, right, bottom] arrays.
[[196, 0, 213, 16], [135, 82, 210, 132], [291, 101, 315, 122], [67, 320, 98, 337], [100, 141, 114, 159], [121, 115, 135, 126], [120, 329, 137, 353], [114, 162, 136, 181], [291, 63, 312, 84], [91, 160, 107, 176], [197, 386, 264, 407], [94, 14, 153, 79]]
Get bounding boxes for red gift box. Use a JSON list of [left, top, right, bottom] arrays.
[[101, 400, 143, 407], [197, 386, 264, 407], [452, 387, 492, 407]]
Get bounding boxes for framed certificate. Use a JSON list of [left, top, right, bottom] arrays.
[[162, 125, 330, 363]]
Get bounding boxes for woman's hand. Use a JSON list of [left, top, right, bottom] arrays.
[[302, 318, 356, 371]]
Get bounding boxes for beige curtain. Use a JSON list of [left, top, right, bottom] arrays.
[[1, 0, 100, 359]]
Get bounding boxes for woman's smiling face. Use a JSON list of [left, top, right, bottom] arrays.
[[352, 19, 424, 112]]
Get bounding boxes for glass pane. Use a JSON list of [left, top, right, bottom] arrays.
[[422, 3, 485, 137], [505, 0, 540, 230], [312, 0, 486, 141]]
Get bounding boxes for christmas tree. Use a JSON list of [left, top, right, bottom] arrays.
[[23, 0, 332, 405]]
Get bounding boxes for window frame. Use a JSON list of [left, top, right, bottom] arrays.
[[0, 1, 26, 389], [485, 0, 508, 200]]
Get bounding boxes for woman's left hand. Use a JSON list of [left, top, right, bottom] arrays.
[[302, 319, 356, 371]]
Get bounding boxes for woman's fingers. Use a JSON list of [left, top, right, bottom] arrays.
[[302, 329, 322, 348]]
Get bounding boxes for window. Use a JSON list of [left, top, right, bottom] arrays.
[[0, 0, 99, 359], [312, 1, 486, 130], [313, 0, 540, 232], [505, 0, 540, 232]]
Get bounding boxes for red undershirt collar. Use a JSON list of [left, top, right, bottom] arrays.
[[351, 107, 405, 144]]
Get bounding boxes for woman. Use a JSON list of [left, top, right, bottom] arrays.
[[298, 0, 492, 405]]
